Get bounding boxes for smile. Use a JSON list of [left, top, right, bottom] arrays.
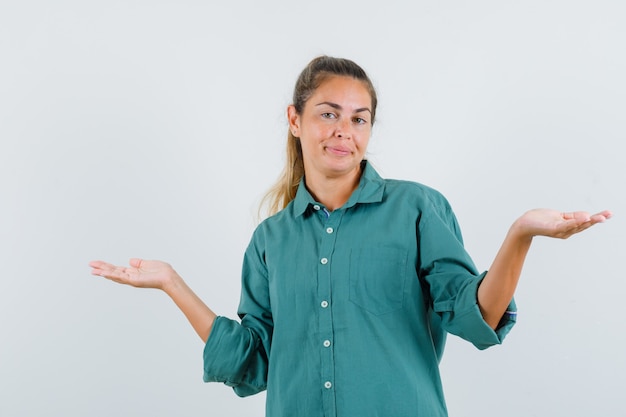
[[325, 146, 351, 156]]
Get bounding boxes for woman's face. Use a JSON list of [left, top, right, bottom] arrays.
[[288, 75, 373, 181]]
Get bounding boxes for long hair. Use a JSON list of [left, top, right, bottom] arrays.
[[259, 56, 378, 217]]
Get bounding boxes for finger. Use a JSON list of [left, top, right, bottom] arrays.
[[559, 217, 604, 238], [563, 210, 612, 223], [92, 263, 118, 273], [559, 212, 593, 228], [95, 264, 131, 279], [89, 265, 114, 276], [129, 258, 143, 269], [571, 211, 591, 222], [90, 265, 108, 274], [89, 260, 113, 269], [559, 214, 581, 229], [591, 210, 612, 222], [90, 260, 129, 274]]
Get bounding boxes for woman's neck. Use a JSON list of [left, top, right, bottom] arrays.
[[304, 164, 363, 211]]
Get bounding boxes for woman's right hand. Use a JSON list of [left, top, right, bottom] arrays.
[[89, 258, 216, 341], [89, 258, 178, 291]]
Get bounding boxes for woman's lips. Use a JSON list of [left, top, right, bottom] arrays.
[[325, 146, 351, 156]]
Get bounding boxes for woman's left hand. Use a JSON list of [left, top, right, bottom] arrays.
[[478, 208, 612, 328], [513, 209, 612, 240]]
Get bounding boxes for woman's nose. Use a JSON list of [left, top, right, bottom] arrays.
[[335, 118, 351, 139]]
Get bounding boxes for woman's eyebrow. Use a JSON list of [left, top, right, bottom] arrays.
[[315, 101, 372, 114]]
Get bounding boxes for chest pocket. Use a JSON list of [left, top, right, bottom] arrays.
[[349, 246, 409, 316]]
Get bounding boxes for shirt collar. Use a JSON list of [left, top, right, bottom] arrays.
[[293, 161, 386, 217]]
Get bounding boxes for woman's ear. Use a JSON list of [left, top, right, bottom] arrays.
[[287, 105, 300, 137]]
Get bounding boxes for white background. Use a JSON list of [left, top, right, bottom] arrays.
[[1, 1, 624, 416]]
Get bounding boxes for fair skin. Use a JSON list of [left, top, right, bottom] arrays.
[[89, 257, 218, 342], [478, 208, 611, 327], [89, 74, 612, 339], [287, 76, 372, 211]]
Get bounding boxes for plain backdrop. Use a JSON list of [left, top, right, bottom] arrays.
[[1, 1, 624, 416]]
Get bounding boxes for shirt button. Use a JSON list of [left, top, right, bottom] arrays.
[[324, 381, 332, 389], [320, 258, 328, 265], [321, 301, 329, 308], [313, 204, 321, 210], [323, 340, 331, 347], [326, 227, 334, 234]]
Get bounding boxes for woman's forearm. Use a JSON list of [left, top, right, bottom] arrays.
[[478, 222, 532, 329], [163, 274, 217, 343], [89, 259, 218, 342], [477, 208, 611, 329]]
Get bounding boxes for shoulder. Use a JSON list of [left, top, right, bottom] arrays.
[[382, 178, 453, 213], [250, 201, 296, 241], [377, 178, 464, 242]]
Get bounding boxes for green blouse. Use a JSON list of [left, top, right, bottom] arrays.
[[203, 161, 516, 417]]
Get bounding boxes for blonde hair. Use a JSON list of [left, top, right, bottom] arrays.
[[259, 56, 378, 218]]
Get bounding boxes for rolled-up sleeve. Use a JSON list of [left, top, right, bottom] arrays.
[[435, 272, 517, 350], [419, 200, 517, 350], [203, 233, 273, 397], [203, 316, 269, 396]]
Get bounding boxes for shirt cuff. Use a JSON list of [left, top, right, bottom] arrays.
[[202, 316, 268, 396], [444, 274, 517, 350], [203, 316, 249, 384]]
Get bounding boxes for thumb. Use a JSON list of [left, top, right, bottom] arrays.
[[129, 258, 143, 268], [562, 211, 591, 223]]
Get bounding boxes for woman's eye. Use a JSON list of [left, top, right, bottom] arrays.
[[354, 117, 367, 124], [321, 112, 336, 119]]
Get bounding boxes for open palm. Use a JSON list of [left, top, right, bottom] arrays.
[[89, 258, 175, 290], [516, 209, 612, 239]]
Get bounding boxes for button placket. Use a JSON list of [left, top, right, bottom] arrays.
[[316, 209, 342, 414]]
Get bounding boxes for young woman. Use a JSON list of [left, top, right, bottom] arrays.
[[90, 56, 611, 417]]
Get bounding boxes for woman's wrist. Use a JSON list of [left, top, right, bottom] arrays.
[[161, 270, 185, 296], [509, 213, 537, 243]]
